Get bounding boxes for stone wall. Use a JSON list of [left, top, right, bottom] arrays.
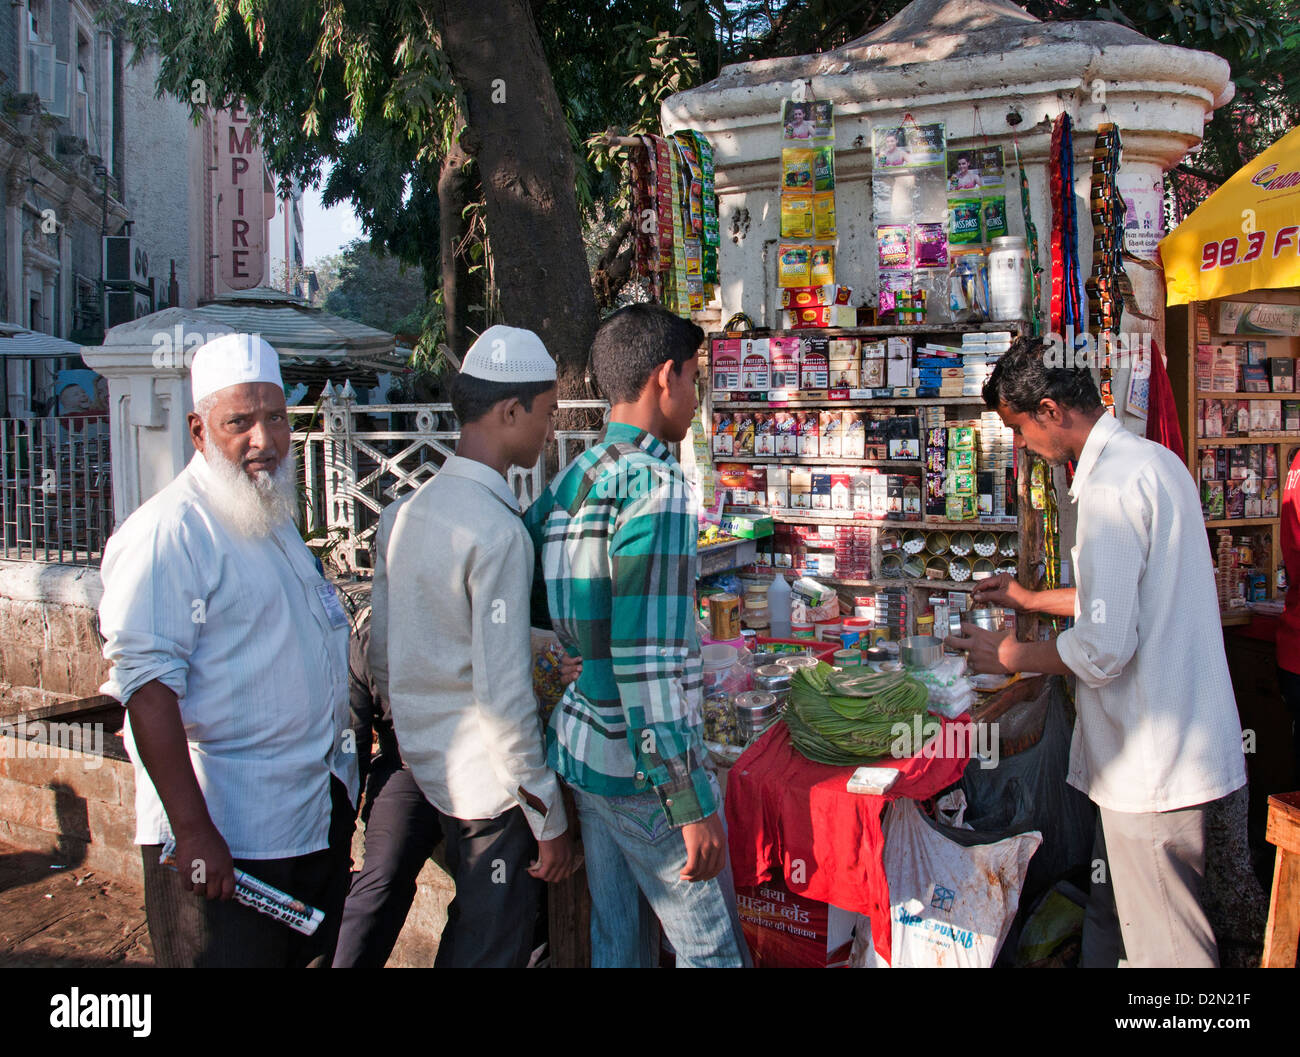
[[0, 743, 139, 885], [0, 561, 108, 714]]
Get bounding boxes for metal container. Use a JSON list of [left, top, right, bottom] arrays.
[[832, 648, 862, 668], [777, 655, 820, 672], [734, 690, 780, 741], [969, 608, 1007, 632], [900, 634, 943, 669], [864, 646, 889, 665], [987, 236, 1029, 321], [753, 663, 793, 692]]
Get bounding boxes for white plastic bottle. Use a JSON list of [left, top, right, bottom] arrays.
[[768, 573, 792, 638]]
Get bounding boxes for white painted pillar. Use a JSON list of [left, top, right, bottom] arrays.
[[81, 309, 234, 522]]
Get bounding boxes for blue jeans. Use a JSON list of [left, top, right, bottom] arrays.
[[572, 774, 750, 968]]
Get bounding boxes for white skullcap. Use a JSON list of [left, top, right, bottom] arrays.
[[191, 333, 284, 404], [460, 325, 556, 384]]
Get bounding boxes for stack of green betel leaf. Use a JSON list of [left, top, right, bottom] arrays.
[[785, 661, 930, 766]]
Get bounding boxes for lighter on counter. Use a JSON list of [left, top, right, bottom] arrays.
[[159, 838, 324, 936]]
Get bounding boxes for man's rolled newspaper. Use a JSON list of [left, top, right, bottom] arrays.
[[159, 839, 324, 936]]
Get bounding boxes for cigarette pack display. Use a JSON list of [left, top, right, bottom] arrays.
[[789, 468, 812, 509], [871, 474, 889, 519], [1195, 344, 1214, 386], [1263, 478, 1280, 517], [862, 341, 887, 387], [740, 338, 772, 390], [746, 466, 768, 506], [1247, 445, 1263, 480], [711, 411, 735, 455], [842, 412, 865, 457], [1286, 401, 1300, 431], [712, 339, 742, 390], [734, 412, 755, 456], [1215, 447, 1228, 480], [1199, 449, 1217, 482], [1270, 356, 1296, 393], [819, 410, 844, 457], [1211, 345, 1239, 392], [1228, 448, 1248, 480], [800, 338, 830, 389], [797, 412, 820, 456], [1201, 479, 1225, 520], [811, 472, 833, 511], [831, 473, 852, 511], [1241, 363, 1269, 393], [754, 412, 775, 456], [1202, 399, 1223, 438], [1265, 445, 1279, 478], [829, 361, 860, 388], [715, 464, 748, 504], [1226, 481, 1246, 519], [1236, 400, 1252, 436], [775, 411, 799, 455], [770, 336, 802, 389]]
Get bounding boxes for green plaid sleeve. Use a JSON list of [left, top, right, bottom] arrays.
[[608, 463, 715, 828]]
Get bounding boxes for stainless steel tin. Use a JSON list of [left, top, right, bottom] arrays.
[[734, 690, 780, 741], [754, 664, 793, 692], [776, 655, 820, 671], [900, 635, 943, 669]]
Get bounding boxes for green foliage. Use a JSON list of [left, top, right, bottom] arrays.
[[316, 237, 430, 336]]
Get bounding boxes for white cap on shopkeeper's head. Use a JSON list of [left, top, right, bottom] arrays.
[[191, 333, 284, 404], [460, 325, 557, 384]]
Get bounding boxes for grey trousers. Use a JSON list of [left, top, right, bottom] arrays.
[[1081, 801, 1219, 968]]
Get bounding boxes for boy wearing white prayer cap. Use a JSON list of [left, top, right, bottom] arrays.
[[98, 332, 359, 967], [381, 324, 578, 967]]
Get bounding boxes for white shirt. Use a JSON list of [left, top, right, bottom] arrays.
[[382, 456, 567, 841], [1055, 414, 1247, 813], [99, 453, 358, 859]]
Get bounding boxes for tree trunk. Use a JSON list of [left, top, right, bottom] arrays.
[[439, 111, 477, 363], [429, 0, 600, 399]]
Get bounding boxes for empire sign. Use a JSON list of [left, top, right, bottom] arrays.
[[217, 103, 267, 289]]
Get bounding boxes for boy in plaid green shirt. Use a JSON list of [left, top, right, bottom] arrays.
[[525, 304, 747, 967]]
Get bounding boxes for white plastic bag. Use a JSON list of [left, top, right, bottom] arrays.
[[853, 799, 1041, 967]]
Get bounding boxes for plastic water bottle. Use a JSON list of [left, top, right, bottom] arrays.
[[768, 573, 792, 638]]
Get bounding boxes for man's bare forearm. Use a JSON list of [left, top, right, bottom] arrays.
[[1002, 637, 1074, 677], [124, 679, 214, 836], [1023, 587, 1077, 618]]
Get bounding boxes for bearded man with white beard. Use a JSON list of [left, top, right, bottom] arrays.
[[98, 333, 358, 968]]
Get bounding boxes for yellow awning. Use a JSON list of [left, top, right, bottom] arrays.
[[1160, 127, 1300, 306]]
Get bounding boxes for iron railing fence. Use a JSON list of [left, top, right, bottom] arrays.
[[0, 415, 113, 565], [290, 398, 609, 572]]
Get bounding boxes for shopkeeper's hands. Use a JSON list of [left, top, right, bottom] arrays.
[[944, 623, 1015, 675], [970, 572, 1031, 612], [680, 813, 727, 883]]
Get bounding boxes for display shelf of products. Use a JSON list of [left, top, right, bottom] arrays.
[[1196, 435, 1297, 446], [1195, 391, 1298, 400], [698, 536, 759, 576], [709, 321, 1028, 341], [716, 397, 988, 409], [702, 323, 1033, 639], [1203, 517, 1279, 529], [720, 455, 922, 467], [768, 513, 1017, 529], [1166, 293, 1300, 603]]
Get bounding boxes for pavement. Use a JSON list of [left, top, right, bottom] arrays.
[[0, 841, 153, 968], [0, 826, 449, 968]]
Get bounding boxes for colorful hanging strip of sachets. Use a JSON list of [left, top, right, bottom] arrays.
[[778, 98, 838, 312]]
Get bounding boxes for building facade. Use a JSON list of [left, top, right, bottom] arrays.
[[1, 0, 129, 412]]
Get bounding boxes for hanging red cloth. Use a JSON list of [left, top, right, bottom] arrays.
[[1144, 338, 1185, 458]]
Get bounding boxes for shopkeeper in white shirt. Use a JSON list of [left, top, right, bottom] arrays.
[[98, 333, 358, 968], [948, 338, 1246, 969]]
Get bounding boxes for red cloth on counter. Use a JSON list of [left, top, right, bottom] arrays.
[[725, 718, 971, 965]]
